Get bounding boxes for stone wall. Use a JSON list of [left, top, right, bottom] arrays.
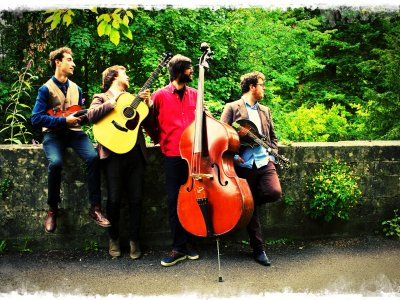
[[0, 141, 399, 251]]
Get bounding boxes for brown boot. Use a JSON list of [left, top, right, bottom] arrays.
[[44, 208, 57, 233], [89, 205, 111, 227], [109, 239, 121, 258], [129, 240, 142, 260]]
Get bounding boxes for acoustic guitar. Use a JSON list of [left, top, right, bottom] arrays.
[[92, 52, 173, 154]]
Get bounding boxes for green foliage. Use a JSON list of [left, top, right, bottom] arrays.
[[306, 159, 362, 223], [382, 209, 400, 239], [276, 103, 349, 142], [0, 60, 36, 144], [83, 239, 99, 252], [361, 21, 400, 140], [1, 8, 400, 142], [0, 178, 13, 201], [13, 237, 32, 253], [0, 240, 6, 253], [82, 124, 95, 143], [282, 195, 295, 206], [96, 8, 134, 45], [44, 9, 75, 29], [44, 8, 134, 46], [265, 238, 293, 246]]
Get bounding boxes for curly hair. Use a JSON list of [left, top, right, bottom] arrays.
[[49, 47, 73, 71], [240, 71, 266, 94]]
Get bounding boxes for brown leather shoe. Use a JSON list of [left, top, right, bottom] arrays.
[[89, 206, 111, 227], [44, 209, 57, 233], [129, 240, 142, 259], [109, 239, 121, 258]]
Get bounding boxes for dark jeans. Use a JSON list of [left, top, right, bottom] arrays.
[[42, 129, 101, 209], [103, 145, 145, 241], [164, 156, 191, 252], [236, 161, 282, 253]]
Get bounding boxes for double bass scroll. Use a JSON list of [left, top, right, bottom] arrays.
[[177, 43, 254, 238]]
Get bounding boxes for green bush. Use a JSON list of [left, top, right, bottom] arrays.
[[0, 240, 6, 253], [306, 159, 362, 222], [276, 103, 350, 142], [382, 209, 400, 238], [83, 239, 99, 252]]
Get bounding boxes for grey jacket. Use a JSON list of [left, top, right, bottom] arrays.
[[220, 98, 278, 152]]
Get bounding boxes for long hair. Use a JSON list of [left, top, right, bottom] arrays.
[[49, 47, 73, 71], [101, 65, 126, 92]]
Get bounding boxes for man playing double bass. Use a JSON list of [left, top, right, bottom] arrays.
[[220, 71, 282, 266], [147, 54, 200, 267]]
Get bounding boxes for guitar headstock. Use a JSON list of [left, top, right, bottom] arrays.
[[160, 52, 173, 67], [277, 155, 291, 170]]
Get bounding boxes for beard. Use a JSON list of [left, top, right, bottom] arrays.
[[179, 73, 192, 84]]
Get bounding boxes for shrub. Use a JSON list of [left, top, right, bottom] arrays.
[[276, 103, 349, 142], [382, 209, 400, 238], [306, 159, 362, 222]]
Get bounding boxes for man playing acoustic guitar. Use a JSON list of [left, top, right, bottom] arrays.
[[31, 46, 110, 233], [220, 71, 282, 267], [86, 65, 151, 259]]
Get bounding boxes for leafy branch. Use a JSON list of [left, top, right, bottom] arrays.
[[0, 60, 36, 144], [43, 8, 134, 46], [44, 9, 75, 29]]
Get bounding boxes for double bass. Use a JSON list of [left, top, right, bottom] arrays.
[[177, 43, 254, 238]]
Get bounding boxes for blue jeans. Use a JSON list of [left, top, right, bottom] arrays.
[[42, 129, 101, 209]]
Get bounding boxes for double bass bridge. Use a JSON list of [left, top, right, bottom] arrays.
[[191, 173, 213, 180]]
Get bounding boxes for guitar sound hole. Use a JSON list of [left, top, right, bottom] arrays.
[[123, 107, 136, 118], [125, 113, 139, 130]]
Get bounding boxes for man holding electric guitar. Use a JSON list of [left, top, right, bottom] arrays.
[[31, 46, 110, 234], [220, 71, 283, 267]]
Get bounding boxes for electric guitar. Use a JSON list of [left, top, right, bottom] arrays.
[[92, 52, 173, 154], [232, 119, 290, 169]]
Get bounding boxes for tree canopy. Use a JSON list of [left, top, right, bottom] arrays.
[[1, 7, 399, 144]]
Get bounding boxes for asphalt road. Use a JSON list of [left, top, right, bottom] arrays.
[[0, 235, 399, 299]]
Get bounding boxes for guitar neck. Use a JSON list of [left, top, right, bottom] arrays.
[[234, 122, 289, 167], [131, 63, 166, 108], [244, 128, 274, 153]]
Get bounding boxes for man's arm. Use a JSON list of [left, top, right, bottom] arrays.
[[86, 93, 116, 124], [31, 85, 67, 128], [220, 103, 234, 125]]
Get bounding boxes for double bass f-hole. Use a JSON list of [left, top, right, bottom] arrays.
[[211, 162, 228, 186]]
